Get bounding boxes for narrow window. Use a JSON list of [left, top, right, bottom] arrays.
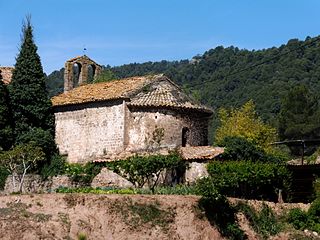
[[182, 127, 190, 147]]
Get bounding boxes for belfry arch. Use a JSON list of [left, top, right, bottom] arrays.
[[64, 55, 102, 92]]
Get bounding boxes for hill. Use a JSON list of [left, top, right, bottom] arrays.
[[46, 36, 320, 130]]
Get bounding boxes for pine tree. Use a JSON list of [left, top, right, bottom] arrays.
[[278, 85, 320, 140], [0, 71, 13, 150], [8, 16, 55, 156]]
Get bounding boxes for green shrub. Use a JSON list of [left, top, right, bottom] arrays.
[[207, 161, 291, 201], [0, 166, 9, 190], [237, 202, 282, 239], [106, 152, 185, 192], [287, 208, 308, 230], [288, 198, 320, 233], [65, 162, 104, 186], [40, 154, 67, 179], [218, 136, 285, 163], [196, 178, 246, 240]]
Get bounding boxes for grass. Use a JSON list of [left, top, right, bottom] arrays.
[[236, 202, 283, 239], [110, 197, 175, 230]]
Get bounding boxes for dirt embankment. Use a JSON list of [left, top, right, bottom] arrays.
[[0, 194, 222, 240], [0, 194, 313, 240]]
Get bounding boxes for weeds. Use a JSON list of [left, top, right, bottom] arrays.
[[237, 202, 282, 239], [110, 197, 175, 230]]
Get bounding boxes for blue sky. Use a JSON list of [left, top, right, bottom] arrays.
[[0, 0, 319, 74]]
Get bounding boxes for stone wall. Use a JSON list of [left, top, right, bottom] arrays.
[[126, 108, 209, 152], [3, 175, 75, 194], [0, 67, 14, 84], [185, 162, 209, 184], [55, 101, 126, 163], [64, 55, 102, 92]]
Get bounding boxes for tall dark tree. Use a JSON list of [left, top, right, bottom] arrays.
[[0, 72, 13, 150], [278, 85, 320, 141], [8, 16, 55, 156]]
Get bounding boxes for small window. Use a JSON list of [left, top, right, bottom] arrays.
[[182, 127, 190, 147]]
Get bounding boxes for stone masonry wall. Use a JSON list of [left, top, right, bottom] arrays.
[[126, 108, 209, 151], [55, 101, 125, 163]]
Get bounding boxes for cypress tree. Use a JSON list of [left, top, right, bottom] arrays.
[[0, 71, 13, 150], [9, 16, 56, 156]]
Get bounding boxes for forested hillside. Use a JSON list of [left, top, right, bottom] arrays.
[[47, 36, 320, 126]]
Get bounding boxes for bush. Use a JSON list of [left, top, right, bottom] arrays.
[[287, 208, 308, 230], [196, 178, 246, 240], [65, 162, 104, 186], [0, 166, 9, 190], [40, 154, 67, 179], [288, 198, 320, 233], [107, 152, 185, 192], [237, 202, 282, 239], [218, 136, 284, 163], [207, 161, 291, 201]]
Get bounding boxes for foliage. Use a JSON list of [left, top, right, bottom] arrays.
[[237, 202, 282, 239], [93, 68, 117, 83], [215, 101, 277, 151], [45, 68, 64, 97], [16, 127, 57, 157], [8, 16, 55, 157], [55, 185, 197, 195], [106, 153, 185, 192], [0, 76, 13, 151], [218, 136, 285, 163], [287, 208, 309, 230], [279, 85, 320, 141], [110, 197, 175, 230], [206, 161, 291, 201], [196, 178, 246, 240], [0, 143, 45, 192], [288, 198, 320, 233], [0, 166, 10, 190], [40, 154, 67, 179], [77, 232, 87, 240], [65, 162, 104, 185]]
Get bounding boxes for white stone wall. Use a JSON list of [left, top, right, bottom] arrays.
[[126, 109, 208, 151], [55, 102, 125, 163]]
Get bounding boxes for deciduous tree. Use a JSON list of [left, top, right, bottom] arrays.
[[215, 100, 277, 151]]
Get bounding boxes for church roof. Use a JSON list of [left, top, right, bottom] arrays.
[[52, 74, 212, 113]]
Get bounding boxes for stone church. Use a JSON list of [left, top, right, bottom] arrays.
[[52, 56, 215, 164]]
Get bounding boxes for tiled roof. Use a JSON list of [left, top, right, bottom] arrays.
[[52, 75, 154, 106], [52, 74, 212, 113], [179, 146, 224, 161], [93, 146, 224, 163], [127, 78, 212, 113]]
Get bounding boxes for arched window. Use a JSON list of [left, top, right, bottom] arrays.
[[182, 127, 190, 147], [87, 64, 96, 83], [72, 62, 82, 87]]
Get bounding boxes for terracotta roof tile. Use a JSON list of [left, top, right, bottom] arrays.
[[93, 146, 224, 163], [52, 74, 212, 113], [179, 146, 224, 161], [52, 75, 154, 106]]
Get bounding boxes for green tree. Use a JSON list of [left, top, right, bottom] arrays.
[[107, 153, 184, 193], [278, 85, 320, 140], [215, 100, 277, 151], [93, 69, 117, 83], [8, 16, 55, 156], [0, 72, 13, 150], [0, 143, 45, 192]]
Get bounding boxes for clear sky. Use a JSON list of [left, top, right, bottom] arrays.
[[0, 0, 319, 74]]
